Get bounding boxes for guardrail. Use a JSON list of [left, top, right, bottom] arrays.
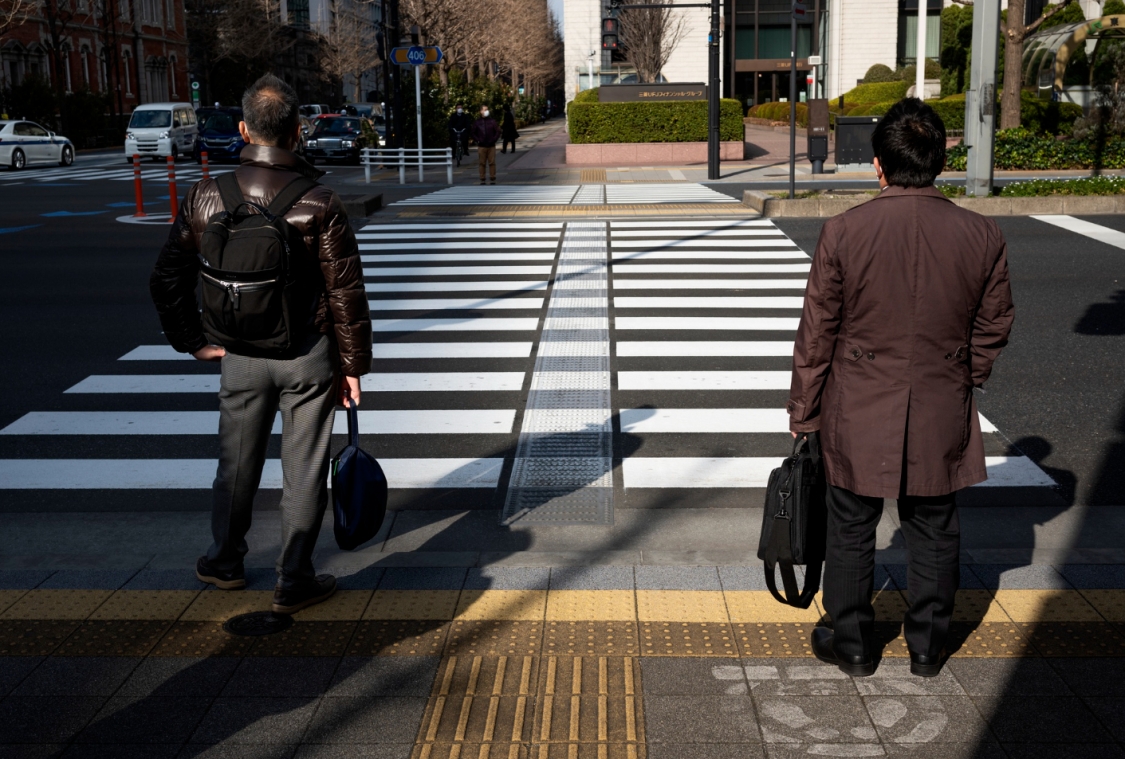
[[361, 147, 453, 185]]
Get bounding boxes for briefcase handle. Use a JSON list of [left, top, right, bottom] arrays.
[[344, 396, 360, 448]]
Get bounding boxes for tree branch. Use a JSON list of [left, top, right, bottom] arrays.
[[1025, 0, 1076, 36]]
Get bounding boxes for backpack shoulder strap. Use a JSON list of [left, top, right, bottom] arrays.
[[266, 176, 319, 219], [215, 171, 244, 213]]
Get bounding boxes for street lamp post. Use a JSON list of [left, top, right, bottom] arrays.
[[707, 0, 720, 180]]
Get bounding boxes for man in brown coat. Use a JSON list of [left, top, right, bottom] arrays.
[[789, 99, 1014, 677]]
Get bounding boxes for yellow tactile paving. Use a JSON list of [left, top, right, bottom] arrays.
[[953, 590, 1014, 622], [178, 590, 274, 621], [1078, 589, 1125, 622], [89, 590, 199, 620], [293, 590, 373, 621], [456, 591, 548, 621], [364, 590, 461, 620], [0, 590, 27, 616], [724, 591, 822, 623], [546, 591, 636, 622], [0, 590, 112, 620], [993, 590, 1105, 622], [872, 590, 910, 621], [635, 591, 729, 623]]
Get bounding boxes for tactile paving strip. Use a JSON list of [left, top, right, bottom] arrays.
[[504, 222, 613, 525], [948, 621, 1034, 657], [1022, 622, 1125, 656], [639, 622, 738, 657], [733, 622, 818, 658], [0, 589, 113, 620], [446, 621, 545, 657], [55, 619, 171, 656], [0, 619, 80, 656], [544, 622, 640, 657], [347, 620, 450, 656], [249, 621, 358, 656], [149, 621, 255, 657]]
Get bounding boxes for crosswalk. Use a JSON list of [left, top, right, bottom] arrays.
[[0, 217, 1056, 515], [391, 183, 740, 206], [0, 161, 234, 186]]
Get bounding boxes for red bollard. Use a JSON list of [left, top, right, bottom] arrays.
[[166, 155, 178, 222], [132, 154, 146, 218], [201, 150, 210, 180]]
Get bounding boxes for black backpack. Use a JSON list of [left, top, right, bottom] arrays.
[[757, 432, 828, 608], [198, 172, 318, 355]]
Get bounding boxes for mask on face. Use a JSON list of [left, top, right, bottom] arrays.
[[456, 108, 462, 114], [482, 109, 490, 118]]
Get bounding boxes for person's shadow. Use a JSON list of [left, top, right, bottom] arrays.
[[1074, 289, 1125, 336]]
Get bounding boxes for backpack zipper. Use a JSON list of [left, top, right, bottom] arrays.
[[200, 270, 277, 311]]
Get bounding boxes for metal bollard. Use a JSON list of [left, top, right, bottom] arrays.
[[398, 147, 405, 185], [166, 155, 178, 222], [446, 148, 453, 185], [201, 150, 210, 180], [364, 149, 371, 184], [132, 154, 146, 217]]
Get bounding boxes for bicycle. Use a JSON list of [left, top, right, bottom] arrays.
[[452, 128, 467, 166]]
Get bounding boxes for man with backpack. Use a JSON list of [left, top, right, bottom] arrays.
[[150, 74, 371, 614]]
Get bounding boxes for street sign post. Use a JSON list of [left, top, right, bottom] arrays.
[[391, 45, 444, 181], [965, 0, 999, 196], [190, 80, 200, 108]]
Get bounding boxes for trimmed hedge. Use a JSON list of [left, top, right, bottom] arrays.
[[568, 97, 744, 144], [1000, 176, 1125, 196], [572, 87, 600, 104], [747, 102, 808, 127], [946, 128, 1125, 170], [840, 93, 1080, 135], [843, 81, 909, 105], [862, 64, 897, 84]]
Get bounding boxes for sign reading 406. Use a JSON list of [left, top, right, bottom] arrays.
[[391, 46, 443, 66]]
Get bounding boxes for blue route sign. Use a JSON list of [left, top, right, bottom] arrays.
[[390, 46, 443, 65]]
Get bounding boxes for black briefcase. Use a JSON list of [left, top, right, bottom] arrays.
[[331, 398, 388, 550], [757, 432, 827, 608]]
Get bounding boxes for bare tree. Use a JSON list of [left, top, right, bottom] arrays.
[[318, 0, 381, 102], [0, 0, 36, 38], [186, 0, 290, 103], [617, 0, 687, 84]]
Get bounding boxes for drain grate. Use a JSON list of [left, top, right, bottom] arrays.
[[503, 221, 614, 525]]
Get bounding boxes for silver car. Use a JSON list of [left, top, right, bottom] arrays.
[[0, 120, 75, 170]]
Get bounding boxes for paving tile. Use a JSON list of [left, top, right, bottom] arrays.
[[0, 656, 43, 698], [543, 620, 640, 656], [0, 619, 79, 656], [649, 745, 766, 759], [240, 568, 281, 591], [178, 743, 298, 758], [221, 657, 340, 697], [1079, 589, 1125, 622], [635, 566, 722, 591], [334, 567, 385, 590], [38, 570, 140, 591], [1002, 745, 1125, 759], [851, 660, 965, 696], [755, 695, 877, 745], [636, 591, 728, 622], [444, 620, 543, 657], [643, 695, 760, 743], [968, 565, 1071, 590], [303, 696, 428, 743], [464, 567, 550, 590], [378, 568, 467, 590], [718, 565, 801, 592], [548, 566, 634, 590], [0, 744, 68, 759], [733, 623, 818, 658], [0, 591, 25, 617], [975, 695, 1113, 742], [116, 656, 241, 699], [179, 591, 274, 622], [992, 590, 1103, 622], [882, 744, 1008, 759], [1048, 658, 1125, 696], [0, 590, 113, 620], [455, 590, 547, 621], [741, 661, 856, 697], [641, 621, 739, 657], [952, 590, 1013, 623], [294, 747, 414, 759], [545, 590, 635, 621], [13, 656, 140, 696], [346, 620, 449, 657], [190, 697, 319, 744], [1057, 565, 1125, 590], [362, 590, 459, 620], [55, 619, 172, 656], [150, 622, 255, 657], [864, 695, 990, 744], [1082, 697, 1125, 741], [724, 591, 822, 624], [946, 659, 1071, 705], [63, 745, 181, 759], [0, 696, 105, 743], [89, 590, 200, 620], [242, 621, 354, 657], [327, 656, 440, 697], [289, 591, 372, 622], [123, 569, 207, 591], [641, 657, 751, 695], [76, 696, 213, 744], [0, 570, 53, 590], [948, 621, 1034, 657]]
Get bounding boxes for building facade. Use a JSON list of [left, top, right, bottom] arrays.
[[1, 0, 190, 108]]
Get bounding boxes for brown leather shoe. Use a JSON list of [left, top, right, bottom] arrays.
[[272, 574, 336, 614]]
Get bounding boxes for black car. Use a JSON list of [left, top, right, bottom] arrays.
[[305, 117, 367, 164], [193, 108, 246, 164]]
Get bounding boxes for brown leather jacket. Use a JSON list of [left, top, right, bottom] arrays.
[[149, 145, 372, 377], [788, 185, 1015, 498]]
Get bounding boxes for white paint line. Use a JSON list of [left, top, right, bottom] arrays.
[[612, 251, 809, 261], [668, 170, 687, 180], [619, 408, 791, 433], [372, 318, 540, 332], [359, 241, 558, 251], [368, 298, 544, 311], [118, 346, 193, 361], [0, 409, 516, 435], [372, 342, 533, 358], [615, 317, 799, 331], [611, 279, 807, 290], [66, 375, 219, 393], [622, 456, 1055, 488], [1032, 215, 1125, 250], [611, 264, 811, 274], [611, 239, 797, 249], [616, 341, 796, 357], [357, 231, 562, 240], [362, 373, 525, 392], [360, 253, 557, 262], [366, 281, 548, 292], [611, 220, 775, 228], [0, 458, 503, 489], [614, 297, 804, 309], [361, 223, 564, 232], [617, 372, 792, 391], [363, 266, 553, 276], [611, 229, 786, 237]]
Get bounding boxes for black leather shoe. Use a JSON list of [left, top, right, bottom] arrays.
[[910, 651, 947, 678], [195, 557, 245, 590], [812, 627, 875, 677], [272, 574, 336, 614]]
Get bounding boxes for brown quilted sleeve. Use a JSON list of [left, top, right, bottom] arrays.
[[316, 190, 372, 377]]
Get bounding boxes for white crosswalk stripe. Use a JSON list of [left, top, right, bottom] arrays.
[[604, 183, 739, 204], [389, 183, 739, 206], [0, 163, 234, 185]]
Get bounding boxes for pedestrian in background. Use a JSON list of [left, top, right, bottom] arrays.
[[448, 103, 472, 160], [788, 98, 1014, 678], [149, 73, 372, 614], [501, 104, 519, 154], [471, 104, 500, 184]]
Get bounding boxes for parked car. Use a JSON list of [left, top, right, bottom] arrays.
[[0, 120, 75, 170], [305, 116, 368, 164], [340, 102, 383, 119], [299, 104, 333, 117], [193, 108, 246, 164], [124, 102, 198, 162], [297, 115, 314, 157]]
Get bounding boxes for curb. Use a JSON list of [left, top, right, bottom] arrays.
[[742, 189, 1125, 217]]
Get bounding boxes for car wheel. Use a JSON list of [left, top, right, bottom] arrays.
[[59, 145, 74, 167], [11, 149, 25, 170]]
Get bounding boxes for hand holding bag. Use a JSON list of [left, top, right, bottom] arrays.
[[331, 397, 388, 550], [757, 432, 827, 608]]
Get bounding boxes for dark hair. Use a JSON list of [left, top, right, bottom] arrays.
[[241, 74, 299, 147], [870, 98, 946, 187]]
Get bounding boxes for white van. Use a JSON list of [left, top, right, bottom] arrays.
[[124, 103, 198, 162]]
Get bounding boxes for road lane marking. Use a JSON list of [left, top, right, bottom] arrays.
[[371, 343, 534, 358], [617, 372, 792, 391], [611, 250, 809, 261], [359, 241, 559, 251], [1032, 215, 1125, 249], [372, 318, 540, 331], [360, 253, 557, 262], [65, 373, 526, 393], [367, 281, 548, 292], [611, 239, 798, 249], [363, 266, 553, 276], [610, 279, 807, 290], [616, 341, 796, 356], [614, 297, 804, 309], [611, 264, 812, 274], [368, 298, 544, 311], [615, 317, 800, 331]]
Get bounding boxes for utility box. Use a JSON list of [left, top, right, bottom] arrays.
[[807, 99, 830, 174], [835, 115, 880, 173]]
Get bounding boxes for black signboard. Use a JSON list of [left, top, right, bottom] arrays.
[[598, 83, 707, 102]]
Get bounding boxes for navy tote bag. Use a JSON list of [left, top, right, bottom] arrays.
[[331, 398, 388, 550]]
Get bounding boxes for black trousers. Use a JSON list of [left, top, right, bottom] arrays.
[[822, 484, 960, 659]]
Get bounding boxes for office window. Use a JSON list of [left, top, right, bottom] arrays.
[[901, 11, 941, 60]]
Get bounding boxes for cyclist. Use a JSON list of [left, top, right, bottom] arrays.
[[448, 104, 472, 165]]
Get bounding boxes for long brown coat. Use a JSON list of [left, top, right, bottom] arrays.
[[788, 185, 1015, 498]]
